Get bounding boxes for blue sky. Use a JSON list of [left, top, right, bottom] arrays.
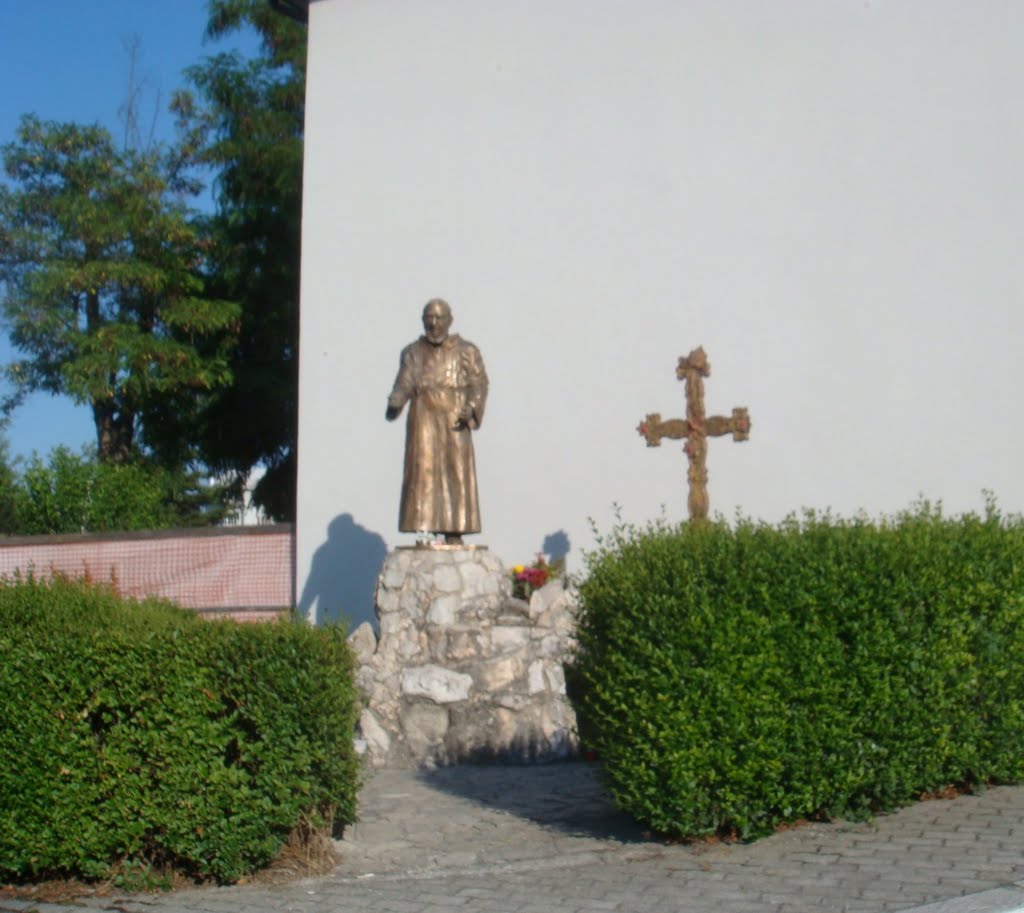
[[0, 1, 260, 465]]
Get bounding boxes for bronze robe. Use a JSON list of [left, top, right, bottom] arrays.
[[387, 334, 488, 534]]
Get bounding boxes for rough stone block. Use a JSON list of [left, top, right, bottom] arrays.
[[492, 625, 531, 652], [376, 588, 400, 614], [539, 633, 564, 657], [399, 588, 426, 615], [380, 559, 407, 590], [396, 626, 423, 660], [527, 660, 547, 694], [496, 693, 530, 711], [360, 708, 391, 755], [545, 664, 567, 694], [427, 593, 459, 626], [478, 551, 507, 576], [379, 609, 404, 636], [400, 702, 450, 758], [446, 630, 479, 660], [475, 656, 522, 691], [492, 707, 520, 745], [432, 563, 462, 593], [347, 621, 377, 665], [401, 664, 473, 703], [458, 560, 503, 597], [356, 548, 578, 767], [529, 579, 563, 616]]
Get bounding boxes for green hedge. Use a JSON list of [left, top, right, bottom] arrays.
[[572, 501, 1024, 840], [0, 577, 360, 884]]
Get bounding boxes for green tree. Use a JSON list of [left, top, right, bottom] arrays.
[[11, 445, 229, 535], [0, 434, 18, 534], [0, 115, 240, 467], [172, 0, 306, 520]]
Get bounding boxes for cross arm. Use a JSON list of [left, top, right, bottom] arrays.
[[637, 412, 691, 447], [704, 407, 751, 441]]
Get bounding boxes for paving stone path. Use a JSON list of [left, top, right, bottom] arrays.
[[3, 763, 1023, 913]]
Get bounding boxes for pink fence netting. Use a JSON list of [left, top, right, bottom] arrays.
[[0, 525, 294, 621]]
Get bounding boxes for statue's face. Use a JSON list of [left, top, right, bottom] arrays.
[[422, 301, 452, 344]]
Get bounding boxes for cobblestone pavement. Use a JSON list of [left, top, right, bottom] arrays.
[[4, 763, 1023, 913]]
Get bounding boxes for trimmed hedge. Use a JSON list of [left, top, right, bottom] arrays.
[[0, 577, 360, 884], [572, 501, 1024, 840]]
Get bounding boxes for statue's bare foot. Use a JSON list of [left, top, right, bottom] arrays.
[[444, 533, 463, 545]]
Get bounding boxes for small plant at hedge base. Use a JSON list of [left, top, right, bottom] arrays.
[[510, 553, 564, 600], [111, 859, 173, 893], [572, 498, 1024, 843]]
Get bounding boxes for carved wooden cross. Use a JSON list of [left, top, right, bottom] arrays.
[[637, 346, 751, 522]]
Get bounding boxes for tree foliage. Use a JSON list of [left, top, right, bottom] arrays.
[[173, 0, 306, 520], [0, 115, 240, 467], [2, 445, 230, 535], [0, 436, 18, 532], [0, 3, 306, 524]]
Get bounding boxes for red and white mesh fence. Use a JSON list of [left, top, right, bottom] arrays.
[[0, 525, 294, 621]]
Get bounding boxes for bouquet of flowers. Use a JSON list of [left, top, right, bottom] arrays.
[[510, 553, 564, 600]]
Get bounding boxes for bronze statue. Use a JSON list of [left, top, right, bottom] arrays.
[[638, 346, 750, 522], [386, 299, 489, 544]]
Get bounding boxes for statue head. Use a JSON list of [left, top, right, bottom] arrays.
[[422, 298, 453, 345]]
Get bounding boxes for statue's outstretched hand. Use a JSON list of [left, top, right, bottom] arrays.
[[385, 404, 401, 421], [454, 408, 477, 431]]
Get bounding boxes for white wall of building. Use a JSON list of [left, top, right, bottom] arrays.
[[297, 0, 1024, 627]]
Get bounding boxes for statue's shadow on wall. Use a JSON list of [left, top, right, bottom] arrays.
[[297, 513, 388, 631]]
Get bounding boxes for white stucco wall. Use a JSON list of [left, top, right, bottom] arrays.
[[296, 0, 1024, 628]]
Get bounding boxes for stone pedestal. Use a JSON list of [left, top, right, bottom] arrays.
[[347, 546, 578, 768]]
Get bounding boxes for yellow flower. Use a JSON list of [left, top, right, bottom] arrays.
[[513, 565, 524, 574]]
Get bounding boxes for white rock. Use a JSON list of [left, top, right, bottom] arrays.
[[528, 660, 547, 694], [458, 560, 501, 597], [360, 708, 391, 754], [491, 625, 530, 652], [379, 609, 405, 636], [528, 579, 564, 617], [346, 621, 377, 664], [446, 630, 479, 660], [479, 552, 507, 577], [358, 548, 578, 766], [427, 593, 459, 625], [376, 588, 400, 614], [539, 633, 564, 657], [545, 664, 567, 694], [380, 555, 408, 589], [496, 693, 530, 711], [475, 656, 521, 691], [401, 664, 473, 703], [354, 665, 377, 695], [432, 563, 462, 593], [400, 702, 450, 757], [492, 707, 519, 743], [397, 626, 422, 660]]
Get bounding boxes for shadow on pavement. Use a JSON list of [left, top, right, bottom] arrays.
[[411, 760, 652, 844]]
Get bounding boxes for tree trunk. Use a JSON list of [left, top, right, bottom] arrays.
[[85, 285, 136, 462], [93, 399, 135, 463]]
